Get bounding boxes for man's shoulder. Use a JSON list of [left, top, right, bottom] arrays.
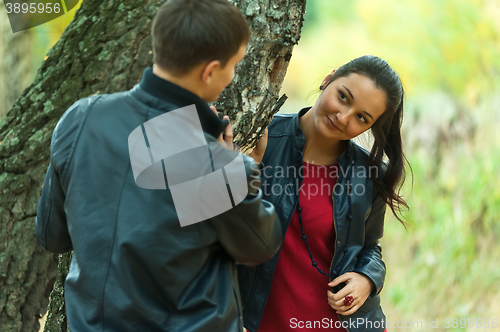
[[57, 91, 131, 125], [55, 95, 99, 131], [53, 91, 130, 146]]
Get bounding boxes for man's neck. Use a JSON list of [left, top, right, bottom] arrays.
[[152, 65, 205, 100]]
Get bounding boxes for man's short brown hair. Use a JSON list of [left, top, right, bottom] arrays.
[[152, 0, 250, 76]]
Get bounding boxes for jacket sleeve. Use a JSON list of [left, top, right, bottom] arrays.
[[35, 162, 73, 253], [352, 191, 386, 298], [210, 155, 282, 267], [35, 99, 89, 253]]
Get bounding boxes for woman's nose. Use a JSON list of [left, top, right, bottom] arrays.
[[336, 112, 348, 126]]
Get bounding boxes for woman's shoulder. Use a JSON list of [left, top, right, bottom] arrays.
[[268, 107, 311, 137], [350, 141, 388, 173], [350, 141, 371, 164], [267, 113, 296, 134]]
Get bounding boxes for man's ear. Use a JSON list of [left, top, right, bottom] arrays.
[[321, 69, 337, 89], [201, 60, 221, 84]]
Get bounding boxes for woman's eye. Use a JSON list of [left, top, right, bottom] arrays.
[[339, 92, 347, 102], [357, 114, 367, 123]]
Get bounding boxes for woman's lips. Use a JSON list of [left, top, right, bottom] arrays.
[[327, 116, 340, 131]]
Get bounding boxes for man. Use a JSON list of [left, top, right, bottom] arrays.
[[36, 1, 282, 331]]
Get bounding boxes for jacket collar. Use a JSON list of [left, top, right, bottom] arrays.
[[288, 107, 354, 168], [289, 107, 308, 153], [135, 67, 227, 139]]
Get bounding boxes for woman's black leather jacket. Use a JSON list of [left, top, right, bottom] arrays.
[[237, 107, 387, 332]]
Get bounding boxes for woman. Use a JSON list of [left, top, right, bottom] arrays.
[[239, 55, 410, 332]]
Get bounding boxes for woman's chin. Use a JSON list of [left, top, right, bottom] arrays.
[[318, 122, 343, 140]]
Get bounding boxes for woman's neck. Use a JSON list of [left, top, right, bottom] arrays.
[[299, 108, 346, 165]]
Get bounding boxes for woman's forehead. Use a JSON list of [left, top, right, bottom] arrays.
[[333, 74, 387, 117]]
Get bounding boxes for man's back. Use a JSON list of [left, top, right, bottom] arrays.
[[36, 70, 282, 331]]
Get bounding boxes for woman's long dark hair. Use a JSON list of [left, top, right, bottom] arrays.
[[325, 55, 411, 226]]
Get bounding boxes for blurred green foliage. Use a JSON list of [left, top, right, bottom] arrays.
[[31, 0, 81, 70], [282, 0, 500, 106], [279, 0, 500, 330]]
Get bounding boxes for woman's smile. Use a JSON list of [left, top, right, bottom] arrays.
[[326, 115, 341, 131]]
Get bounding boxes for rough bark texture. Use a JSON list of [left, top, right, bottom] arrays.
[[218, 0, 306, 153], [42, 253, 71, 332], [0, 0, 306, 331], [0, 7, 36, 119]]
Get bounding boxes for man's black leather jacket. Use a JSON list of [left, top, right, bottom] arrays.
[[237, 108, 387, 332], [35, 68, 282, 332]]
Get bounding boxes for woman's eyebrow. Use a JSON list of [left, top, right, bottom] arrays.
[[363, 111, 374, 121], [342, 85, 354, 99]]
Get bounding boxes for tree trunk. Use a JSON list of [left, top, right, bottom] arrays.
[[0, 0, 306, 331], [0, 8, 36, 120], [215, 0, 306, 152]]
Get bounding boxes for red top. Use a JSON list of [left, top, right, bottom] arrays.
[[258, 162, 346, 331]]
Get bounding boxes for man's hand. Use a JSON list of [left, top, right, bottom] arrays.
[[327, 272, 375, 316], [248, 128, 268, 164], [210, 106, 234, 150]]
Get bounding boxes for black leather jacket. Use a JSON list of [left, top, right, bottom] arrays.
[[35, 68, 282, 332], [237, 107, 387, 332]]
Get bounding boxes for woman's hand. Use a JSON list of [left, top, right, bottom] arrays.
[[326, 272, 375, 316], [210, 106, 234, 150], [248, 128, 268, 164]]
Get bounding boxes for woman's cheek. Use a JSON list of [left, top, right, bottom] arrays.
[[345, 126, 363, 139], [323, 98, 339, 112]]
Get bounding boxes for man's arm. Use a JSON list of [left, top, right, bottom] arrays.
[[210, 155, 282, 266], [35, 162, 73, 253], [35, 99, 92, 253]]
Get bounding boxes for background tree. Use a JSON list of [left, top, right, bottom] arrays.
[[0, 9, 35, 119], [0, 0, 306, 331]]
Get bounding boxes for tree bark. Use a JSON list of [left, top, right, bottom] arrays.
[[216, 0, 306, 152], [0, 0, 306, 331], [0, 8, 36, 120]]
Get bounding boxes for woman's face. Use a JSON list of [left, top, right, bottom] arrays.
[[312, 72, 387, 140]]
